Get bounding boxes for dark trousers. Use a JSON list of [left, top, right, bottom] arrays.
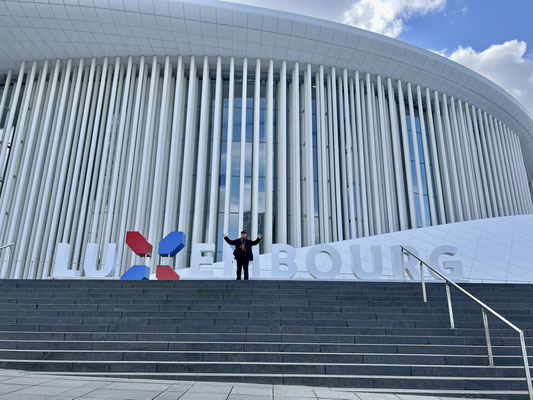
[[236, 260, 249, 280]]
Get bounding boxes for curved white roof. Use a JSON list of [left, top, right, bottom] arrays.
[[2, 0, 533, 176]]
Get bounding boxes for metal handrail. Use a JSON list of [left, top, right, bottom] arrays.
[[400, 245, 533, 399], [0, 243, 14, 251]]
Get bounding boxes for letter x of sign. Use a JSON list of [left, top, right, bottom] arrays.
[[121, 231, 186, 280]]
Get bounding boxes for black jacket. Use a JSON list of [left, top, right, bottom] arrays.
[[223, 236, 261, 262]]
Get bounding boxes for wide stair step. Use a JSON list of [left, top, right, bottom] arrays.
[[0, 279, 532, 399]]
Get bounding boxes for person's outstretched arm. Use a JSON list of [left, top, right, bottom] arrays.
[[223, 234, 235, 245], [251, 234, 262, 246]]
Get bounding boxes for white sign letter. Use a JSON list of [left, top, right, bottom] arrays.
[[429, 245, 464, 280], [306, 244, 341, 279], [351, 245, 383, 280], [83, 243, 118, 278], [271, 244, 297, 279], [190, 243, 215, 278], [53, 243, 79, 278]]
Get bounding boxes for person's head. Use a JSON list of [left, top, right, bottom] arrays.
[[240, 230, 247, 239]]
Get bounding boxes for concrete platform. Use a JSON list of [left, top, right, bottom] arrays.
[[0, 368, 494, 400]]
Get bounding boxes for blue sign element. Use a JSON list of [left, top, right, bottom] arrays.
[[120, 265, 150, 280], [158, 231, 186, 257]]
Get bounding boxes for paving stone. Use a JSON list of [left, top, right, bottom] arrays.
[[230, 384, 273, 396], [177, 393, 229, 400], [0, 383, 28, 395], [104, 382, 172, 391], [356, 393, 399, 400], [313, 388, 360, 399], [78, 388, 163, 399]]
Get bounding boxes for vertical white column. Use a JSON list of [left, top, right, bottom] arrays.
[[504, 128, 527, 213], [0, 70, 13, 132], [111, 62, 138, 252], [192, 57, 211, 244], [448, 96, 472, 220], [457, 100, 480, 219], [348, 78, 362, 236], [432, 91, 454, 223], [42, 58, 86, 278], [178, 56, 198, 267], [509, 129, 531, 214], [147, 56, 172, 245], [355, 72, 369, 235], [510, 133, 533, 212], [289, 62, 301, 247], [326, 73, 338, 240], [441, 94, 464, 221], [341, 70, 356, 239], [223, 57, 235, 253], [303, 64, 315, 245], [315, 69, 327, 241], [0, 61, 37, 240], [464, 102, 488, 218], [361, 79, 375, 235], [70, 59, 108, 272], [330, 69, 343, 240], [336, 75, 350, 238], [494, 120, 517, 214], [163, 56, 185, 236], [238, 58, 247, 233], [415, 85, 437, 225], [397, 81, 416, 227], [15, 62, 60, 278], [365, 73, 381, 234], [132, 56, 159, 237], [0, 62, 26, 188], [103, 56, 134, 246], [276, 60, 287, 243], [264, 59, 274, 251], [476, 109, 499, 216], [207, 56, 223, 248], [376, 75, 394, 231], [387, 78, 407, 230], [371, 81, 386, 233], [499, 123, 520, 214], [423, 88, 445, 224], [482, 111, 505, 215], [251, 58, 261, 239], [93, 61, 125, 249], [1, 61, 44, 270], [382, 84, 399, 229], [406, 83, 427, 227], [59, 59, 97, 242], [488, 116, 511, 215], [117, 57, 146, 254]]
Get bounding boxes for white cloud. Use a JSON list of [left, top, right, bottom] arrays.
[[440, 40, 533, 115], [342, 0, 446, 38]]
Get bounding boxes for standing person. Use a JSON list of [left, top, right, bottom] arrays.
[[223, 231, 261, 280]]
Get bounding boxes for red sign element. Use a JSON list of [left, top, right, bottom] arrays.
[[125, 231, 153, 257], [156, 265, 180, 280]]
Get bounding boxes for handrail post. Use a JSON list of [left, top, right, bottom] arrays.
[[518, 331, 533, 399], [401, 247, 406, 282], [482, 309, 494, 367], [445, 282, 455, 329], [420, 261, 427, 303]]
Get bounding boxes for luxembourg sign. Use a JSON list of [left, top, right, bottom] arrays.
[[53, 232, 464, 281]]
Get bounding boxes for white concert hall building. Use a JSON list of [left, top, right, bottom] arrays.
[[0, 0, 532, 280]]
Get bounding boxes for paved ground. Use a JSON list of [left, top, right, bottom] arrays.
[[0, 369, 492, 400]]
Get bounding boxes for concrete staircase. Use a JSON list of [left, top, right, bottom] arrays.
[[0, 279, 532, 399]]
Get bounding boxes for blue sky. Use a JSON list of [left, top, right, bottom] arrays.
[[224, 0, 533, 115], [401, 0, 533, 56]]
